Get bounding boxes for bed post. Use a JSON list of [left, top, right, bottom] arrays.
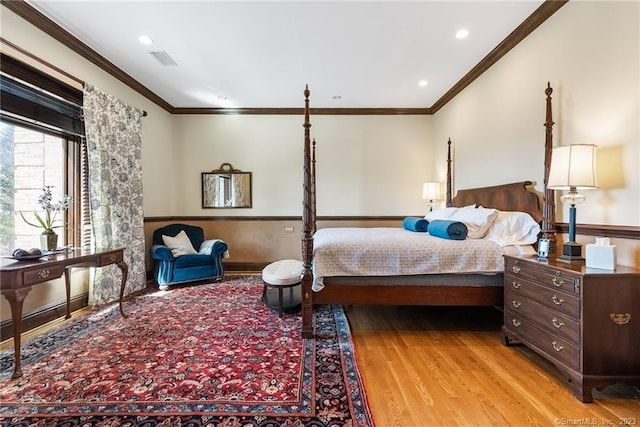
[[311, 138, 317, 235], [446, 138, 453, 207], [541, 82, 557, 253], [301, 85, 314, 338]]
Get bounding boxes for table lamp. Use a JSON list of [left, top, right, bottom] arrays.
[[547, 144, 597, 263], [422, 181, 441, 212]]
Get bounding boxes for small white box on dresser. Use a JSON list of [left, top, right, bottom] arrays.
[[585, 241, 616, 270]]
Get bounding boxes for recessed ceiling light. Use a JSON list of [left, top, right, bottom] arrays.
[[418, 80, 428, 87], [456, 29, 469, 39], [138, 35, 153, 45]]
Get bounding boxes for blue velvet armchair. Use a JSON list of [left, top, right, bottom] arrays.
[[151, 224, 228, 289]]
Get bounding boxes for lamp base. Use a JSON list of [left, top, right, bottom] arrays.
[[556, 241, 585, 264]]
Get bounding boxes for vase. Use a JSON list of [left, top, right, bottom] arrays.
[[40, 231, 58, 251]]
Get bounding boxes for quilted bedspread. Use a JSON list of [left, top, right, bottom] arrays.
[[312, 227, 507, 291]]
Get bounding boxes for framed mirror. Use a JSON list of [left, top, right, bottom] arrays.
[[202, 163, 252, 208]]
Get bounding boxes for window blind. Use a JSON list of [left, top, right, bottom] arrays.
[[0, 53, 84, 136]]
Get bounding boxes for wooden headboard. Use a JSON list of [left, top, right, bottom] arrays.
[[451, 181, 543, 223]]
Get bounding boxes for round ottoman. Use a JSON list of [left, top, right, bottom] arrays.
[[262, 259, 304, 317]]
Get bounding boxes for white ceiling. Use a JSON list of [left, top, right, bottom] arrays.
[[26, 1, 545, 109]]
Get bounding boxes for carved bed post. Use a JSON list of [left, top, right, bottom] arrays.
[[541, 82, 557, 252], [311, 138, 317, 235], [446, 138, 453, 207], [301, 85, 314, 338]]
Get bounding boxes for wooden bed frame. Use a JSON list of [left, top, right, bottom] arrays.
[[300, 84, 557, 338]]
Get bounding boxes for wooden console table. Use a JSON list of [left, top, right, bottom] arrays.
[[0, 247, 128, 379]]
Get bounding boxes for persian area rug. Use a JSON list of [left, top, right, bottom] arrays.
[[0, 275, 374, 427]]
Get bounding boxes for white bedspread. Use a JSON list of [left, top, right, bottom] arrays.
[[312, 227, 509, 292]]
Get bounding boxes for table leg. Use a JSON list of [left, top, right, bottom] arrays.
[[116, 260, 129, 318], [1, 287, 32, 379], [64, 267, 72, 319]]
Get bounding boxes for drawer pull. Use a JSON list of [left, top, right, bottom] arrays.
[[610, 313, 631, 326], [511, 318, 521, 327], [551, 341, 564, 352], [38, 269, 50, 279], [552, 273, 564, 287], [551, 295, 564, 305], [512, 300, 522, 308], [552, 318, 564, 329], [512, 265, 521, 274], [511, 281, 521, 289], [108, 254, 117, 262]]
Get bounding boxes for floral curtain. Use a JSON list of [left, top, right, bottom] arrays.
[[82, 83, 146, 306]]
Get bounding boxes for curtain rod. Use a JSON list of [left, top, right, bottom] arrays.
[[1, 37, 148, 118]]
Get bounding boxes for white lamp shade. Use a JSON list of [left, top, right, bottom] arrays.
[[422, 181, 440, 200], [548, 144, 598, 190]]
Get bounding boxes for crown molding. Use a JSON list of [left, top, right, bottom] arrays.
[[172, 107, 433, 115], [431, 0, 568, 113]]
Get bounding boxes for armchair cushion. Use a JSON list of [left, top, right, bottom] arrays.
[[162, 230, 197, 257], [174, 254, 216, 268]]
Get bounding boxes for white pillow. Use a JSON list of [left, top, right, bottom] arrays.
[[425, 207, 459, 221], [484, 211, 541, 247], [448, 207, 498, 239], [162, 230, 198, 257]]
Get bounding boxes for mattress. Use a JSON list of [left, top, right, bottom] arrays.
[[312, 227, 527, 291]]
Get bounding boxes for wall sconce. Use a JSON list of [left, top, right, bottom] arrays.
[[548, 144, 598, 263], [422, 181, 441, 212]]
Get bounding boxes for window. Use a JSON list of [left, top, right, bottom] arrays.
[[0, 54, 86, 254], [0, 121, 79, 252]]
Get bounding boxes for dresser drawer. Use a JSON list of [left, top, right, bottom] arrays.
[[22, 264, 66, 285], [505, 274, 580, 318], [505, 257, 579, 294], [505, 289, 580, 343], [505, 310, 580, 370], [98, 251, 124, 266]]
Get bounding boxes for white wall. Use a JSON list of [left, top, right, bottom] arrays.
[[173, 114, 433, 216], [433, 1, 639, 228]]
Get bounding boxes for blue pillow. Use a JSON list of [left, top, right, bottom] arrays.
[[403, 216, 429, 232], [427, 220, 468, 240]]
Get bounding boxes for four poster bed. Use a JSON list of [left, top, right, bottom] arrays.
[[299, 84, 557, 338]]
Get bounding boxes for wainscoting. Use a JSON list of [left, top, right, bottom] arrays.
[[143, 216, 408, 273]]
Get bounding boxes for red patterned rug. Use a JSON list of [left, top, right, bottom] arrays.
[[0, 275, 374, 426]]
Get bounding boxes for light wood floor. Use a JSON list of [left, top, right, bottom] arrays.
[[3, 303, 639, 426], [345, 305, 640, 427]]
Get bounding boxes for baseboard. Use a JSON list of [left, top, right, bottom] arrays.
[[224, 262, 268, 272], [1, 292, 89, 341], [145, 263, 268, 282]]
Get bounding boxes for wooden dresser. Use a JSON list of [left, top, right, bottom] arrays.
[[502, 255, 640, 402]]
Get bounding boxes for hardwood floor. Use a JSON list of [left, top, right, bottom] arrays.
[[3, 299, 639, 426], [345, 305, 640, 426]]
